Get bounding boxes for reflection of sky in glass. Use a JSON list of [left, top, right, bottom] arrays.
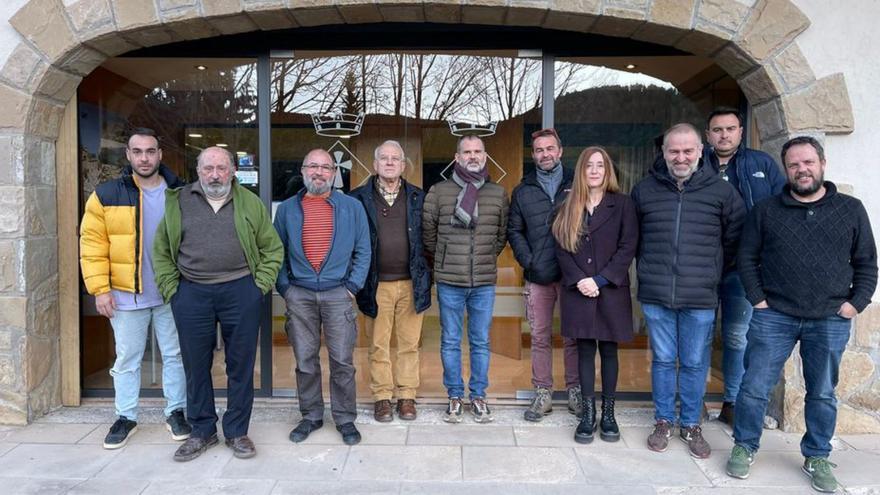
[[269, 55, 673, 122]]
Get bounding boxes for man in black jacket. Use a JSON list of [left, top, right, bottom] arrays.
[[632, 123, 745, 459], [726, 136, 877, 493], [350, 140, 431, 423], [508, 128, 580, 422], [704, 107, 786, 425]]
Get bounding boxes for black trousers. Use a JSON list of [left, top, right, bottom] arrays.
[[577, 339, 619, 398], [171, 275, 263, 439]]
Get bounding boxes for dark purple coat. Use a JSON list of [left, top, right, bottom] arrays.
[[556, 192, 639, 342]]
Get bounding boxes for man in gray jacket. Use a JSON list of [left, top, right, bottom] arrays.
[[423, 135, 509, 424]]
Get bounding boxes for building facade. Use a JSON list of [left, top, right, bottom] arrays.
[[0, 0, 876, 432]]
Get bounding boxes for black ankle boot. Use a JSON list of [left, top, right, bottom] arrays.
[[599, 395, 620, 442], [574, 396, 597, 444]]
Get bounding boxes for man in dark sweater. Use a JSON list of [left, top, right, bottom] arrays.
[[349, 141, 431, 422], [726, 136, 877, 493]]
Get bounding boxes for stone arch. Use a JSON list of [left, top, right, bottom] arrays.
[[0, 0, 856, 424]]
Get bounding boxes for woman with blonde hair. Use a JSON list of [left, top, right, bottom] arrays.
[[553, 146, 639, 444]]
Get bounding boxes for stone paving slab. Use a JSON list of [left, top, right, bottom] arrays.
[[4, 477, 81, 495], [692, 449, 812, 488], [141, 479, 277, 495], [0, 444, 120, 479], [220, 444, 349, 481], [272, 480, 399, 494], [655, 487, 809, 494], [462, 446, 584, 483], [575, 448, 712, 487], [343, 445, 461, 481], [78, 422, 181, 445], [3, 423, 99, 444], [406, 424, 515, 446], [514, 425, 629, 448], [840, 434, 880, 450], [751, 428, 850, 451], [66, 478, 151, 494], [619, 425, 734, 452], [0, 442, 17, 456], [403, 481, 657, 494], [824, 449, 880, 487], [94, 443, 233, 480]]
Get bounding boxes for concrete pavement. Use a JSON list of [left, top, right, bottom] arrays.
[[0, 400, 878, 494]]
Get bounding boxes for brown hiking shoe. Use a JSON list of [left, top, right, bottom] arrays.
[[647, 420, 673, 452], [374, 400, 393, 422], [679, 425, 712, 458], [397, 399, 417, 421]]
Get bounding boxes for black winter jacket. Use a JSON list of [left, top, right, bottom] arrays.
[[631, 160, 745, 309], [507, 167, 574, 284], [349, 177, 432, 318]]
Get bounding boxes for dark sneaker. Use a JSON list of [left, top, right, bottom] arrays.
[[444, 397, 463, 423], [289, 419, 323, 443], [646, 420, 673, 453], [523, 387, 553, 422], [726, 444, 755, 479], [470, 397, 493, 423], [396, 399, 417, 421], [103, 417, 137, 449], [166, 409, 192, 441], [679, 425, 711, 459], [373, 400, 393, 423], [336, 422, 362, 445], [568, 385, 583, 417], [173, 433, 219, 462], [803, 456, 839, 493], [225, 435, 256, 459], [718, 401, 735, 425]]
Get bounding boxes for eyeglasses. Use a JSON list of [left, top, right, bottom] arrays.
[[303, 163, 335, 173]]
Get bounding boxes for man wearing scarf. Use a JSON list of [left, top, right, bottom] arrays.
[[423, 135, 509, 424]]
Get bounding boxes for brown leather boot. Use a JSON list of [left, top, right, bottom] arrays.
[[397, 399, 417, 420], [374, 399, 393, 422]]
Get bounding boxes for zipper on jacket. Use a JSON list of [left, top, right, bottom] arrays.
[[133, 182, 142, 294], [671, 190, 683, 306]]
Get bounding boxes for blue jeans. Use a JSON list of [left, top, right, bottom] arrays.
[[734, 307, 851, 458], [437, 283, 495, 399], [720, 271, 752, 403], [109, 303, 186, 421], [643, 303, 715, 427]]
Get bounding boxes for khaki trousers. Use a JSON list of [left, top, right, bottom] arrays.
[[365, 280, 424, 401]]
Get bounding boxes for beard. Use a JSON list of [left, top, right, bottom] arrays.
[[200, 179, 231, 199], [132, 164, 159, 179], [790, 172, 824, 197], [460, 159, 485, 172], [304, 175, 332, 195]]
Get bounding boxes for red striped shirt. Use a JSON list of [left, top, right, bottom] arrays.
[[302, 195, 334, 272]]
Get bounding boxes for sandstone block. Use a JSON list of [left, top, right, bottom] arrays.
[[783, 383, 805, 433], [0, 85, 32, 132], [0, 297, 27, 328], [26, 99, 66, 139], [247, 10, 299, 31], [737, 0, 809, 62], [0, 241, 19, 292], [291, 7, 345, 27], [837, 351, 875, 398], [27, 187, 58, 236], [649, 0, 695, 29], [462, 5, 506, 25], [10, 0, 79, 62], [0, 330, 11, 350], [854, 304, 880, 348], [553, 0, 601, 15], [752, 98, 784, 139], [203, 0, 241, 17], [338, 3, 384, 24], [207, 14, 261, 36], [506, 4, 548, 27], [164, 18, 219, 42], [111, 0, 159, 30], [379, 5, 426, 23], [632, 23, 688, 47], [714, 44, 758, 78], [0, 392, 28, 425], [0, 356, 18, 388], [121, 26, 180, 48], [771, 43, 814, 92], [65, 0, 115, 39], [424, 3, 461, 24], [0, 187, 26, 235], [835, 404, 880, 434], [243, 0, 288, 8], [781, 73, 854, 134], [674, 27, 728, 56], [26, 337, 54, 392], [28, 361, 61, 420], [0, 135, 25, 186], [55, 45, 107, 77], [591, 12, 644, 37], [543, 11, 597, 33], [738, 65, 784, 104], [35, 67, 81, 103], [850, 380, 880, 412], [0, 43, 44, 92], [698, 0, 751, 34], [84, 32, 140, 57], [24, 239, 57, 292], [25, 137, 56, 187]]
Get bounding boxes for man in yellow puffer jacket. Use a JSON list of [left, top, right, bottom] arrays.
[[80, 128, 191, 449]]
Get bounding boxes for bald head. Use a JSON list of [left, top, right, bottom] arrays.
[[196, 146, 235, 199], [301, 148, 335, 196], [662, 123, 703, 185]]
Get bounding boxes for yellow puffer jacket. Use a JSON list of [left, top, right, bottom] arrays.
[[79, 165, 184, 295]]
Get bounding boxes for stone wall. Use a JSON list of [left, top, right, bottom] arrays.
[[0, 0, 872, 428]]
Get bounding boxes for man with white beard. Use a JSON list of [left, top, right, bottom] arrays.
[[153, 146, 283, 462], [274, 148, 371, 446]]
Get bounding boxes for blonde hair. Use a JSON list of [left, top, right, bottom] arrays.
[[552, 146, 620, 252]]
